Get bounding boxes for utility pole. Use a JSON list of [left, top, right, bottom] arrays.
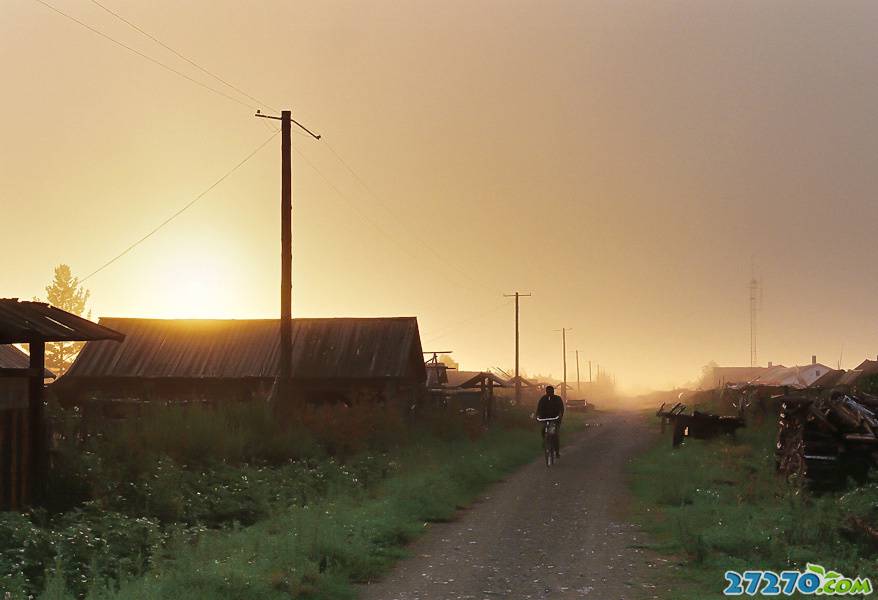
[[280, 111, 292, 399], [749, 257, 762, 368], [589, 359, 592, 383], [554, 328, 571, 402], [574, 350, 581, 395], [503, 292, 531, 405], [255, 110, 320, 405]]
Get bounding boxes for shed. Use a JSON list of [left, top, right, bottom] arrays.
[[0, 299, 124, 508], [58, 317, 426, 410]]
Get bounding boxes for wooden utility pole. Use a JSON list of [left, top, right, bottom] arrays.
[[28, 341, 46, 505], [555, 328, 571, 402], [255, 110, 320, 405], [280, 110, 292, 399], [562, 329, 568, 401], [503, 292, 531, 405], [575, 350, 581, 395]]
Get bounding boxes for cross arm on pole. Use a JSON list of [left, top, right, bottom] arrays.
[[255, 111, 322, 140]]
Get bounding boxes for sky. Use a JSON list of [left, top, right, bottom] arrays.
[[3, 0, 878, 392]]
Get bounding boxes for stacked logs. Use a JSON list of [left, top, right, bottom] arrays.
[[657, 402, 746, 447], [776, 392, 878, 486]]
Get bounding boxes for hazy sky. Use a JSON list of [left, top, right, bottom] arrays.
[[3, 0, 878, 391]]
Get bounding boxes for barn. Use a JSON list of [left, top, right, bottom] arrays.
[[57, 317, 427, 412]]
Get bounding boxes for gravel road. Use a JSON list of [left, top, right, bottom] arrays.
[[360, 411, 661, 600]]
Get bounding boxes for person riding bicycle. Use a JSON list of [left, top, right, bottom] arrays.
[[536, 385, 565, 458]]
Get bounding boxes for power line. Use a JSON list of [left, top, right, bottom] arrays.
[[87, 0, 276, 112], [322, 140, 486, 290], [32, 0, 258, 110], [422, 300, 513, 345], [81, 130, 279, 282], [291, 143, 482, 294]]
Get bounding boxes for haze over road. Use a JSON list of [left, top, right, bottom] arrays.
[[361, 412, 660, 599]]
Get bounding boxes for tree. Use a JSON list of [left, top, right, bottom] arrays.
[[697, 360, 719, 389], [438, 354, 459, 370], [37, 265, 91, 375]]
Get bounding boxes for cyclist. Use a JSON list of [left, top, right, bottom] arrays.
[[536, 385, 565, 458]]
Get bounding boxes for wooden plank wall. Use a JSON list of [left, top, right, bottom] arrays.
[[0, 379, 30, 510], [0, 407, 29, 510]]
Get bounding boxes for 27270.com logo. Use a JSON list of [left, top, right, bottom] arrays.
[[724, 564, 872, 596]]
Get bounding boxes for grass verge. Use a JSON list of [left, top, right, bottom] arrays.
[[2, 403, 539, 599], [629, 415, 878, 599]]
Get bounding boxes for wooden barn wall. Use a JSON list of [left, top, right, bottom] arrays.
[[0, 379, 30, 510], [57, 377, 425, 414]]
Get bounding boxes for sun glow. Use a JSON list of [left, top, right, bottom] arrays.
[[144, 238, 247, 319]]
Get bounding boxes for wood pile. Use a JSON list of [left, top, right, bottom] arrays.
[[657, 403, 745, 447], [776, 392, 878, 486]]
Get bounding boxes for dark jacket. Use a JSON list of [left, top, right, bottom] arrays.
[[536, 393, 565, 420]]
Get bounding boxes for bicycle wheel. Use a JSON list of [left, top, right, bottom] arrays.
[[545, 443, 553, 467]]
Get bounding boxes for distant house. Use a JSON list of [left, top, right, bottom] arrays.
[[852, 359, 878, 379], [810, 369, 847, 389], [811, 360, 878, 390], [58, 317, 426, 410], [754, 362, 832, 388], [423, 365, 507, 420], [711, 365, 786, 388], [445, 370, 508, 389]]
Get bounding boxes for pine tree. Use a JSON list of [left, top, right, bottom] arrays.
[[39, 265, 91, 375]]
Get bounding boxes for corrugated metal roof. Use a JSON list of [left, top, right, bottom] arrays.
[[0, 299, 125, 344], [853, 360, 878, 377], [0, 345, 55, 378], [839, 370, 864, 386], [810, 369, 846, 388], [65, 317, 425, 381]]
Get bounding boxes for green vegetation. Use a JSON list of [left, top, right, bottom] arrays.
[[1, 401, 539, 599], [630, 415, 878, 599]]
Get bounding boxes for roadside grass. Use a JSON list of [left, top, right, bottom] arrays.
[[1, 402, 540, 599], [630, 417, 878, 599]]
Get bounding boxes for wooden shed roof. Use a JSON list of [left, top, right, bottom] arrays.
[[65, 317, 425, 381], [0, 299, 124, 344]]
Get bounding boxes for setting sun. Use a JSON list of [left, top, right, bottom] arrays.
[[145, 238, 244, 319]]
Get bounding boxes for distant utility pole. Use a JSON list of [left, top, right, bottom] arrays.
[[554, 328, 571, 401], [255, 110, 320, 403], [749, 258, 762, 368], [503, 292, 531, 405], [588, 359, 593, 383], [749, 276, 762, 368], [568, 349, 582, 396]]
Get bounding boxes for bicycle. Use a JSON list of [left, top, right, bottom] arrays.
[[537, 416, 561, 467]]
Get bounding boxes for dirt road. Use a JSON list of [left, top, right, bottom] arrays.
[[360, 411, 660, 600]]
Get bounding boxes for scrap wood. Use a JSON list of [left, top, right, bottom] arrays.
[[776, 392, 878, 486]]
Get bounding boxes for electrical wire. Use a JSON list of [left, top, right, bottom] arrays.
[[322, 140, 486, 289], [292, 143, 482, 294], [33, 0, 494, 298], [81, 130, 279, 282], [87, 0, 276, 112], [32, 0, 258, 110], [422, 299, 513, 345]]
